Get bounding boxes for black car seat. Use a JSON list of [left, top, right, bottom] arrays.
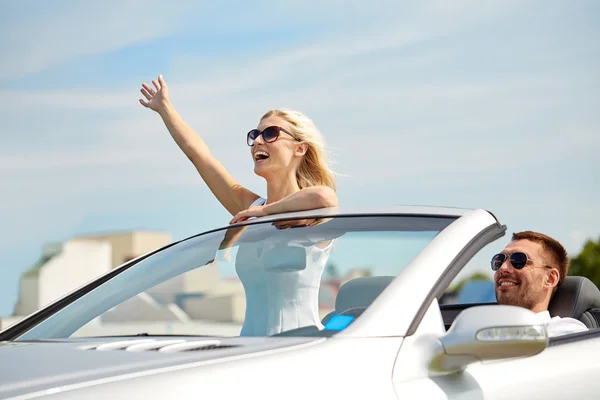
[[321, 276, 394, 325], [548, 276, 600, 329]]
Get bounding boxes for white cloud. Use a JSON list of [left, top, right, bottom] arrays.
[[0, 0, 203, 81], [0, 89, 136, 111], [0, 61, 596, 186]]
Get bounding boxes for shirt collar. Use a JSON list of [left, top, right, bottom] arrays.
[[536, 310, 552, 322]]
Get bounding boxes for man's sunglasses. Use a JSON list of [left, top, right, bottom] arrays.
[[247, 126, 301, 147], [490, 252, 552, 271]]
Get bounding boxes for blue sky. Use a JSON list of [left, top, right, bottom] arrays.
[[0, 0, 599, 316]]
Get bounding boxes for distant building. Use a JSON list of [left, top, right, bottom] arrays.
[[4, 231, 246, 336], [13, 231, 172, 316]]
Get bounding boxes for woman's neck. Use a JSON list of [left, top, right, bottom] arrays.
[[265, 176, 301, 204]]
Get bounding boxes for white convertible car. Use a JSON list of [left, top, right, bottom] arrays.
[[1, 206, 599, 399]]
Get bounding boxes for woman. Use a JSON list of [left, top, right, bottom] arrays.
[[139, 75, 339, 335]]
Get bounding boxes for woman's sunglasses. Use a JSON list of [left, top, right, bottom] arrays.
[[490, 252, 552, 271], [247, 126, 301, 147]]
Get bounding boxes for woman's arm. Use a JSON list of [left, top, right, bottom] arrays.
[[139, 75, 259, 216], [229, 186, 338, 224]]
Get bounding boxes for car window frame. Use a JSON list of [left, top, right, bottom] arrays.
[[547, 327, 600, 346]]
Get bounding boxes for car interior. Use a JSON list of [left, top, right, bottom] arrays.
[[320, 275, 600, 332]]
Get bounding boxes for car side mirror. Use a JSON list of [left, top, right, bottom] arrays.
[[429, 305, 548, 374]]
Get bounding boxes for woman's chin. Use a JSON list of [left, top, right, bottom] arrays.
[[253, 161, 272, 177]]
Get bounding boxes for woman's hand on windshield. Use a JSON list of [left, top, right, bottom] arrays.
[[139, 75, 170, 114], [230, 205, 268, 224]]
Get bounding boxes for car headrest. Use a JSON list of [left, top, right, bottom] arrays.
[[335, 276, 395, 313], [548, 276, 600, 319]]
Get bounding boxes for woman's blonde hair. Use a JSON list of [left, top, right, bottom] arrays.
[[260, 108, 336, 191]]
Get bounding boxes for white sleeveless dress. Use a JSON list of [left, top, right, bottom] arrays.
[[235, 197, 334, 336]]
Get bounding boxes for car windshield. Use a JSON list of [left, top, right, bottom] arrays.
[[15, 214, 457, 340]]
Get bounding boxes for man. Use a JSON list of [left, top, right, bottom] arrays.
[[492, 230, 588, 338]]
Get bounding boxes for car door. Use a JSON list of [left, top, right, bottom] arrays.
[[393, 318, 600, 400], [461, 331, 600, 400]]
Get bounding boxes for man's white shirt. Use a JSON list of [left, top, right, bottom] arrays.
[[536, 310, 589, 337]]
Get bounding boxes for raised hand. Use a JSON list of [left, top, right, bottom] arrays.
[[139, 75, 169, 113]]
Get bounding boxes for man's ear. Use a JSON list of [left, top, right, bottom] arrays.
[[546, 268, 561, 289], [295, 143, 308, 156]]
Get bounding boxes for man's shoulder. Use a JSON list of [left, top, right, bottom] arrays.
[[547, 314, 589, 337]]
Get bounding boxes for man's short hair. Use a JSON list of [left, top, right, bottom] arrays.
[[512, 231, 569, 286]]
